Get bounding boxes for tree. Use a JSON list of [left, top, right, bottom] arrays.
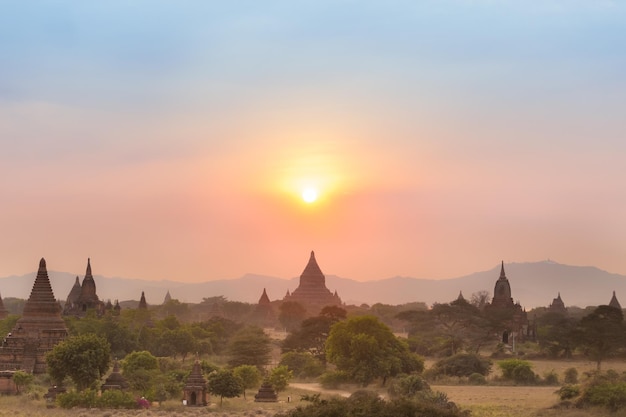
[[207, 369, 243, 405], [121, 350, 160, 394], [279, 351, 325, 378], [12, 370, 33, 394], [233, 365, 262, 399], [536, 312, 578, 358], [268, 365, 293, 392], [46, 334, 111, 391], [325, 315, 424, 386], [279, 301, 307, 332], [227, 326, 272, 369], [577, 305, 626, 370]]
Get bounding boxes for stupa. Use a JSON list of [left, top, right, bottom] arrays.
[[101, 359, 129, 391], [283, 251, 342, 314], [0, 258, 68, 373]]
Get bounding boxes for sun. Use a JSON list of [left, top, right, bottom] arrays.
[[301, 187, 319, 203]]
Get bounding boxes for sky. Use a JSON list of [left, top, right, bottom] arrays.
[[1, 1, 625, 283]]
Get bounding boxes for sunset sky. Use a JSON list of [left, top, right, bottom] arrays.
[[1, 1, 625, 283]]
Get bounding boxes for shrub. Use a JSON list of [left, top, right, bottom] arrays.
[[388, 375, 430, 399], [564, 367, 578, 384], [431, 353, 492, 377], [543, 370, 559, 385], [57, 389, 138, 409], [319, 370, 351, 389], [580, 381, 626, 411], [498, 359, 537, 384], [468, 373, 487, 385], [556, 384, 581, 401]]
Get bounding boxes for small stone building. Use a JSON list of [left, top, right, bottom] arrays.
[[183, 360, 207, 406], [254, 380, 278, 402], [101, 360, 129, 391]]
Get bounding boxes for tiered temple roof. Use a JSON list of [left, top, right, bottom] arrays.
[[283, 251, 342, 314], [0, 258, 68, 373]]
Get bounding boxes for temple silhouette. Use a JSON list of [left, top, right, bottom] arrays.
[[283, 251, 342, 314]]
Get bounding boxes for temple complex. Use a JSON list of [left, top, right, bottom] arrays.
[[485, 262, 533, 344], [63, 259, 106, 317], [283, 251, 342, 314], [0, 258, 68, 373]]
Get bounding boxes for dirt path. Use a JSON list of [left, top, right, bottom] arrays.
[[289, 383, 352, 398]]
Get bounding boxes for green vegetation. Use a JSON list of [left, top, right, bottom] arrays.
[[326, 315, 424, 386], [430, 353, 492, 378], [45, 334, 111, 391], [497, 358, 537, 384], [207, 369, 243, 405]]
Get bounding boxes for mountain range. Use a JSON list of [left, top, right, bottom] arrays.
[[1, 261, 624, 309]]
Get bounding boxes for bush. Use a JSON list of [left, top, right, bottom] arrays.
[[319, 370, 351, 389], [498, 359, 537, 384], [576, 371, 626, 411], [581, 381, 626, 411], [431, 353, 492, 377], [543, 370, 559, 385], [556, 384, 581, 401], [564, 367, 578, 384], [388, 375, 430, 399], [468, 373, 487, 385], [57, 389, 138, 409]]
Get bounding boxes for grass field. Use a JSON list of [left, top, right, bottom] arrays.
[[3, 358, 626, 416]]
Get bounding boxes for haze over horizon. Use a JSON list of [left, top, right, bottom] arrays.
[[1, 2, 625, 283]]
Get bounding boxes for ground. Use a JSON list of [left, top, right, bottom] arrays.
[[5, 358, 626, 416]]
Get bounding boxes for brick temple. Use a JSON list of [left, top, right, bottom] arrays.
[[0, 258, 68, 373], [283, 251, 342, 314], [63, 258, 106, 317]]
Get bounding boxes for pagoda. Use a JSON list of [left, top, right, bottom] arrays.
[[609, 291, 622, 310], [183, 360, 207, 406], [548, 293, 567, 314], [283, 251, 342, 314], [485, 261, 533, 344], [63, 259, 105, 317], [0, 258, 68, 373]]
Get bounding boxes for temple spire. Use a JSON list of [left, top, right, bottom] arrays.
[[86, 258, 92, 277], [499, 261, 506, 279]]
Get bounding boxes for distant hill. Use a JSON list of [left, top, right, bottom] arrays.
[[0, 261, 624, 309]]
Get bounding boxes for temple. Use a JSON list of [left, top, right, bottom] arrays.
[[283, 251, 342, 314], [0, 258, 68, 373], [609, 291, 622, 310], [485, 262, 533, 344], [548, 293, 567, 314], [63, 259, 106, 317], [183, 360, 207, 406]]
